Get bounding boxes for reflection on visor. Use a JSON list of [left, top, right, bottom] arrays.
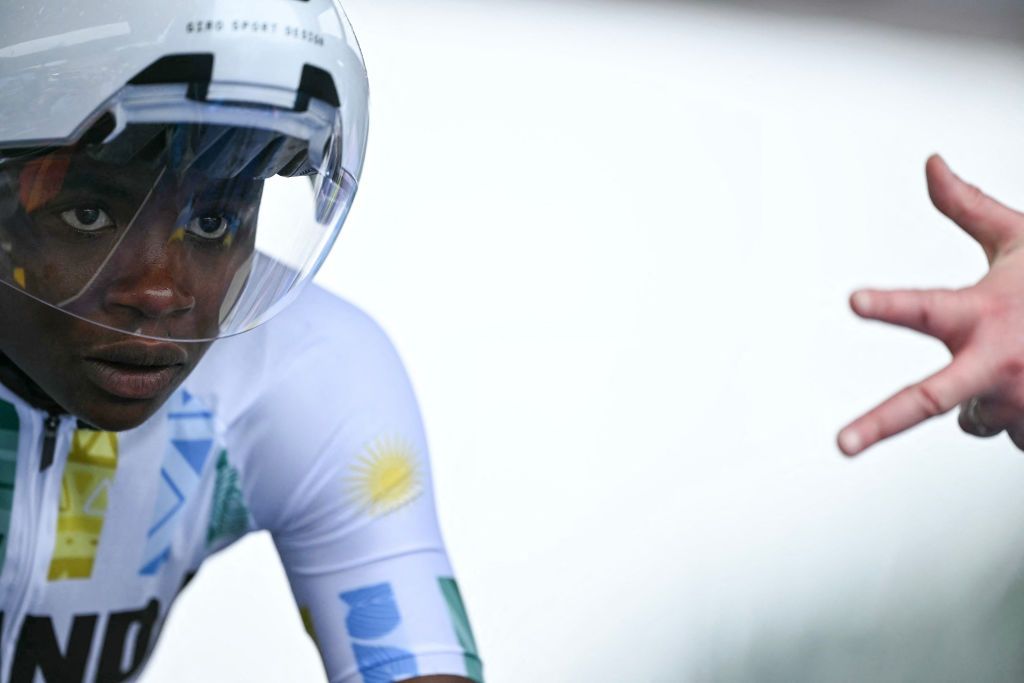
[[0, 102, 355, 342], [91, 123, 317, 180], [18, 154, 71, 213]]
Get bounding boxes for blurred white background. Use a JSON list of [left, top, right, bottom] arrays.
[[143, 0, 1024, 681]]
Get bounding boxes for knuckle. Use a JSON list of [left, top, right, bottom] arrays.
[[979, 289, 1010, 318], [1001, 356, 1024, 381], [958, 184, 989, 222], [920, 289, 965, 339], [915, 303, 933, 333], [914, 383, 948, 418]]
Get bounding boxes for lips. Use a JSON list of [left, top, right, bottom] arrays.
[[81, 342, 187, 400]]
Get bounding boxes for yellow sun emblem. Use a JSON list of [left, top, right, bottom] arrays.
[[345, 436, 423, 516]]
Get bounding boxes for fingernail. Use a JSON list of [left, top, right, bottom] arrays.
[[851, 291, 872, 313], [839, 430, 862, 456]]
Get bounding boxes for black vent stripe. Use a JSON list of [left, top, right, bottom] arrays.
[[127, 55, 338, 111], [129, 53, 215, 101], [129, 53, 215, 86], [295, 64, 340, 110]]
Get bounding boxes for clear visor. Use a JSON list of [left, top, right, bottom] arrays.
[[0, 85, 355, 342]]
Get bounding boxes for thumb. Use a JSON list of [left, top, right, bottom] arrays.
[[926, 154, 1024, 262]]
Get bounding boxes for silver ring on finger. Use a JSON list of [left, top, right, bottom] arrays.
[[966, 396, 1002, 438]]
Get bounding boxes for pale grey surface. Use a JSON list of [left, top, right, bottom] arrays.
[[675, 0, 1024, 43]]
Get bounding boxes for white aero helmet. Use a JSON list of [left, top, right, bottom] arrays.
[[0, 0, 368, 341]]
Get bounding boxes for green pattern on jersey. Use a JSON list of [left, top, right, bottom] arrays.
[[206, 450, 250, 546], [438, 577, 484, 682], [0, 401, 17, 572]]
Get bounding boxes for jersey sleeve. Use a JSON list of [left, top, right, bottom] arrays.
[[230, 294, 483, 683]]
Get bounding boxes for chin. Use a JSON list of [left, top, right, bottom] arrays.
[[78, 402, 164, 432], [68, 382, 186, 432]]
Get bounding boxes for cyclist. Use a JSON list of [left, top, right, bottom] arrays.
[[0, 1, 482, 681]]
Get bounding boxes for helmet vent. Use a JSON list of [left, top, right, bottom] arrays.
[[129, 54, 215, 101], [295, 64, 340, 111], [79, 113, 117, 146]]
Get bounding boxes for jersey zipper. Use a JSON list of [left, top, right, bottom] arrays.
[[40, 412, 59, 471], [3, 410, 66, 672]]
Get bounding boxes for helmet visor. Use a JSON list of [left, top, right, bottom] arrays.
[[0, 87, 355, 342]]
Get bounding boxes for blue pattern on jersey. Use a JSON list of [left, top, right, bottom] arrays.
[[340, 583, 402, 639], [172, 439, 213, 474], [341, 582, 419, 682], [352, 644, 418, 683], [139, 390, 215, 576], [147, 468, 185, 538]]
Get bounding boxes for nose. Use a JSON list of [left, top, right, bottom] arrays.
[[104, 276, 195, 320], [102, 251, 196, 321]]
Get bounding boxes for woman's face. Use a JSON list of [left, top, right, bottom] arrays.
[[0, 150, 262, 431]]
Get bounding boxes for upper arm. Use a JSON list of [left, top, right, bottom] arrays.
[[235, 297, 483, 683]]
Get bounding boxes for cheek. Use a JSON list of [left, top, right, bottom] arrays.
[[2, 225, 104, 303], [0, 287, 82, 399], [0, 283, 66, 350]]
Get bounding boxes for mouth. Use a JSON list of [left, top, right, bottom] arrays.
[[81, 342, 188, 401]]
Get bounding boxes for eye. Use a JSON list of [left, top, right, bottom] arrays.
[[187, 215, 231, 240], [60, 207, 113, 232]]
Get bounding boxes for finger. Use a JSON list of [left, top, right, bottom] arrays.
[[838, 349, 997, 456], [927, 154, 1024, 258], [850, 288, 974, 344]]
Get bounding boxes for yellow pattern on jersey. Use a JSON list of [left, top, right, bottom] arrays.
[[48, 429, 118, 581]]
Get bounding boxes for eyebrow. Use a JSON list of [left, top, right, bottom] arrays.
[[55, 172, 155, 203], [28, 161, 264, 209]]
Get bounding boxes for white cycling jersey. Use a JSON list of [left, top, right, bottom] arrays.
[[0, 285, 482, 683]]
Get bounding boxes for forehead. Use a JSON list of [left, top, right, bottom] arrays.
[[4, 151, 264, 210], [42, 153, 161, 195]]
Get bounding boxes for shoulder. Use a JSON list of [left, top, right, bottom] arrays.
[[235, 282, 397, 367], [264, 284, 416, 413], [194, 286, 429, 534], [275, 283, 392, 349], [187, 284, 408, 424]]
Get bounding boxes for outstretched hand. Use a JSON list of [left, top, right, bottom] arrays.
[[838, 155, 1024, 456]]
